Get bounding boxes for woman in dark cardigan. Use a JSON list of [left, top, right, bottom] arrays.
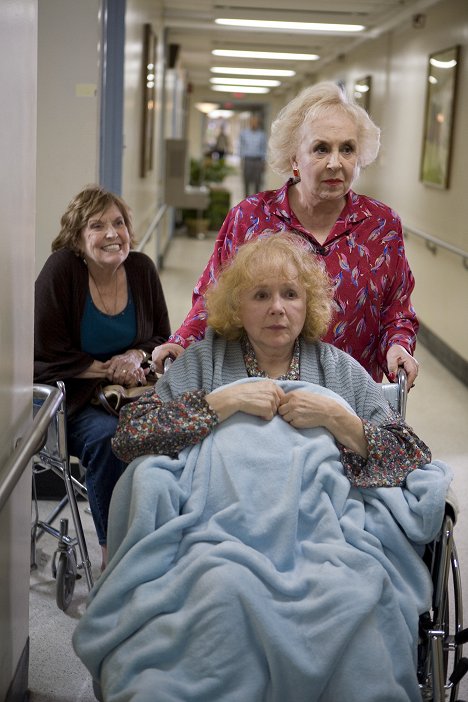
[[34, 185, 170, 568]]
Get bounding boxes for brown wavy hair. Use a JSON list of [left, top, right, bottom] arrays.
[[206, 232, 333, 342], [51, 184, 136, 254]]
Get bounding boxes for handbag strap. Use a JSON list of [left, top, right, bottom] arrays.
[[95, 384, 119, 417]]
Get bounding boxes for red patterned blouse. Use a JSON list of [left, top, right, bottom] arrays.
[[169, 182, 418, 382]]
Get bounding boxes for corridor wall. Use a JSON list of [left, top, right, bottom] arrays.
[[315, 0, 468, 376], [36, 0, 100, 274], [0, 1, 37, 699]]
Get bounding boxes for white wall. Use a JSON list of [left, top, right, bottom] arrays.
[[123, 1, 183, 263], [122, 1, 162, 235], [314, 0, 468, 362], [0, 0, 37, 696], [36, 0, 100, 274]]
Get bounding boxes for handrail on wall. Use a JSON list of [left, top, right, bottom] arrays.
[[0, 384, 63, 512], [404, 225, 468, 270], [136, 203, 168, 253]]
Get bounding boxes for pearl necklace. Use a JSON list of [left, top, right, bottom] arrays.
[[88, 269, 119, 316]]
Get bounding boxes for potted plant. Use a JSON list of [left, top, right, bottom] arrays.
[[182, 157, 236, 237]]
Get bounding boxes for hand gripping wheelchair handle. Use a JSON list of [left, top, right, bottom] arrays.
[[163, 353, 177, 374]]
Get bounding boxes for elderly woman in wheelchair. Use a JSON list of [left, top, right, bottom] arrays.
[[73, 233, 457, 701]]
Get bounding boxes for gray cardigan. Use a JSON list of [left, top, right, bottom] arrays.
[[155, 328, 392, 425]]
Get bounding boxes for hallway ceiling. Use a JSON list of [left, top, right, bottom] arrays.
[[159, 0, 441, 100]]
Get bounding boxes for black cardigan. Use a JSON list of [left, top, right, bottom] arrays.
[[34, 248, 171, 416]]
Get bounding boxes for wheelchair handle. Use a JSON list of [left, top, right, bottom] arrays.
[[163, 352, 176, 374], [396, 367, 408, 419]]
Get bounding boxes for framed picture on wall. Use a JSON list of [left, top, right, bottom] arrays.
[[140, 23, 157, 178], [420, 45, 460, 189], [353, 76, 372, 113]]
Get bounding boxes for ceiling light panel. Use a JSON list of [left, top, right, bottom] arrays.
[[212, 49, 319, 61], [211, 85, 270, 93], [210, 77, 280, 86], [215, 19, 364, 32], [211, 67, 296, 76]]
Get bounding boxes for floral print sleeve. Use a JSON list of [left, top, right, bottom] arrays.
[[111, 389, 219, 462], [340, 413, 432, 488]]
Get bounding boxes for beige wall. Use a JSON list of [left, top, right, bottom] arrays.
[[122, 1, 163, 237], [314, 0, 468, 362], [35, 0, 175, 268], [36, 0, 100, 274], [123, 1, 188, 261], [0, 0, 37, 696]]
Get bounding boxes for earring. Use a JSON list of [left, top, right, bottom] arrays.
[[293, 165, 300, 179]]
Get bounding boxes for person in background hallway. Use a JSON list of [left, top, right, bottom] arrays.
[[213, 124, 230, 160], [34, 185, 170, 569], [152, 81, 420, 388], [239, 113, 267, 197]]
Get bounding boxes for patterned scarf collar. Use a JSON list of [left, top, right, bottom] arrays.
[[241, 334, 300, 381]]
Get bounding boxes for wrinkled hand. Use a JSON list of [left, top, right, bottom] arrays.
[[151, 343, 185, 373], [278, 390, 367, 455], [207, 380, 286, 423], [386, 344, 419, 388], [107, 350, 147, 387], [278, 390, 332, 429]]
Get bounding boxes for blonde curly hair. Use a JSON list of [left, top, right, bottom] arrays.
[[268, 81, 380, 177], [51, 184, 136, 254], [206, 232, 333, 342]]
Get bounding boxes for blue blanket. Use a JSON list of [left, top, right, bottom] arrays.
[[73, 380, 452, 702]]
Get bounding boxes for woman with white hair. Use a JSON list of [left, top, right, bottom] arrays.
[[153, 81, 419, 387]]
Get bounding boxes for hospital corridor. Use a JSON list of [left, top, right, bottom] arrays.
[[27, 168, 468, 701], [2, 0, 468, 700]]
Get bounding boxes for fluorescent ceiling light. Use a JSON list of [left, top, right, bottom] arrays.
[[354, 84, 369, 93], [210, 77, 280, 87], [212, 49, 319, 61], [211, 66, 295, 77], [430, 58, 457, 69], [215, 18, 364, 32], [211, 85, 270, 93], [209, 109, 235, 119], [195, 102, 219, 114]]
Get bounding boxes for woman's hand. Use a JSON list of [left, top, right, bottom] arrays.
[[76, 359, 112, 380], [386, 344, 419, 387], [206, 380, 286, 423], [278, 390, 368, 457], [151, 343, 185, 373], [107, 350, 147, 387]]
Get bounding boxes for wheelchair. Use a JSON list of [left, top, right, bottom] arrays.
[[382, 369, 468, 701], [32, 381, 94, 611]]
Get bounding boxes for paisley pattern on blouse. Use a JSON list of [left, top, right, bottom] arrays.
[[341, 413, 431, 488], [112, 389, 219, 461], [169, 183, 418, 382]]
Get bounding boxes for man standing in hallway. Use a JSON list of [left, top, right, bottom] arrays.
[[239, 114, 267, 197]]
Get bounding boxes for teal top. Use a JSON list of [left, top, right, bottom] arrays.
[[80, 289, 137, 361]]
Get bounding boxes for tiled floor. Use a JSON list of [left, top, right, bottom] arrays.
[[29, 206, 468, 700]]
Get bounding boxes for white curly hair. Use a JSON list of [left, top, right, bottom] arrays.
[[268, 81, 380, 177]]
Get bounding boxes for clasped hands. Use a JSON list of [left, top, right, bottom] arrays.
[[206, 379, 333, 429], [206, 380, 367, 457], [96, 350, 148, 387]]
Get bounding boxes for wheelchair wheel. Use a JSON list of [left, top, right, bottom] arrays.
[[55, 549, 77, 611]]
